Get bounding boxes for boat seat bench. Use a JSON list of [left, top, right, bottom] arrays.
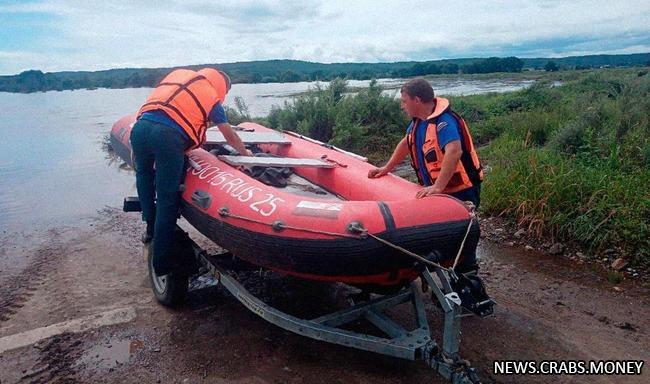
[[218, 155, 336, 168], [206, 131, 292, 145]]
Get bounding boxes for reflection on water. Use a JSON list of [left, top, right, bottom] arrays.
[[0, 77, 534, 230]]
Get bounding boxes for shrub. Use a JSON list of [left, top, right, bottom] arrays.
[[552, 120, 587, 155]]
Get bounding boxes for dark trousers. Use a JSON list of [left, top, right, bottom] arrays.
[[449, 184, 481, 209], [130, 118, 188, 275]]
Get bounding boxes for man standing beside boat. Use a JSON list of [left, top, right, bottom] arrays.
[[368, 78, 483, 207], [368, 78, 483, 272], [130, 67, 252, 276]]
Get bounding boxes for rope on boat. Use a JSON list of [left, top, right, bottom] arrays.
[[217, 208, 361, 239], [366, 203, 476, 272], [452, 203, 477, 270], [365, 232, 449, 270], [217, 202, 476, 273]]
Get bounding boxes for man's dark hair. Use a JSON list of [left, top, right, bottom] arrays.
[[400, 78, 434, 102]]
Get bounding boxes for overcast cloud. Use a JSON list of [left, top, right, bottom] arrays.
[[0, 0, 649, 75]]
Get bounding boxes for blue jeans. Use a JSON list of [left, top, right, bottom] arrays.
[[130, 118, 188, 275]]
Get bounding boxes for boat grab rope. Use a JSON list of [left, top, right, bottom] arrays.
[[452, 206, 477, 269], [217, 208, 361, 239], [365, 232, 449, 270], [217, 203, 476, 274], [351, 202, 476, 272]]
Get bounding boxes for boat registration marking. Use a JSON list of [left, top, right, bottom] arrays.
[[188, 154, 286, 217], [293, 201, 343, 219], [296, 201, 342, 211]]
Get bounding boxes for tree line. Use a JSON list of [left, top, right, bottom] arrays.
[[1, 53, 648, 93]]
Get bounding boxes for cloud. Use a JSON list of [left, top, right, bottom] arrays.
[[0, 51, 39, 60], [0, 0, 649, 74]]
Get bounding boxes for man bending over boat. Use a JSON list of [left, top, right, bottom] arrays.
[[368, 78, 483, 207], [130, 68, 252, 276]]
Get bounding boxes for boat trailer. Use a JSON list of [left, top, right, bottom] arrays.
[[124, 198, 491, 384]]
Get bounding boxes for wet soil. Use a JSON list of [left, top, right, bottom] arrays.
[[1, 207, 648, 384]]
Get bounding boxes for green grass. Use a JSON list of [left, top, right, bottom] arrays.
[[476, 69, 649, 266], [607, 270, 624, 284]]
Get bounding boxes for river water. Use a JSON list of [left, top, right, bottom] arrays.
[[0, 77, 533, 230], [228, 77, 535, 117]]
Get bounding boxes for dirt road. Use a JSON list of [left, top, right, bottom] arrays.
[[1, 207, 648, 383]]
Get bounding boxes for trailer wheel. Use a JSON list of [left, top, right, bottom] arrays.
[[145, 243, 188, 307]]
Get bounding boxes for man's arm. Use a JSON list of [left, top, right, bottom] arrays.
[[215, 123, 253, 156], [415, 140, 462, 198], [368, 137, 409, 178]]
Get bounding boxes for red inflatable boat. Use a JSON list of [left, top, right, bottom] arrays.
[[110, 114, 479, 288]]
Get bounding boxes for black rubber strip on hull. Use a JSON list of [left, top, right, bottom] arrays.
[[181, 202, 479, 278]]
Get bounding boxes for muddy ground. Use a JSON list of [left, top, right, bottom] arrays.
[[0, 207, 648, 384]]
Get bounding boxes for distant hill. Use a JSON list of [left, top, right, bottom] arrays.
[[1, 53, 648, 93], [523, 53, 650, 69]]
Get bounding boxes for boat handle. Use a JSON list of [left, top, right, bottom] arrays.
[[191, 189, 212, 210]]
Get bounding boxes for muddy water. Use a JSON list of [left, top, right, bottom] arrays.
[[75, 338, 145, 370]]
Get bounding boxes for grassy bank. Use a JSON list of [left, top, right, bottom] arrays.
[[464, 69, 649, 267], [257, 69, 650, 267]]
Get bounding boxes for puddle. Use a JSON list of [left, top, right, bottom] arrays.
[[188, 274, 220, 291], [75, 338, 145, 370]]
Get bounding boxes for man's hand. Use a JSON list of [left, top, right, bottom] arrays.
[[368, 167, 388, 178], [243, 149, 253, 157], [216, 123, 250, 157], [416, 185, 443, 199]]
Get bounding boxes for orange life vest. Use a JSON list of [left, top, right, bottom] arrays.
[[137, 69, 228, 150], [406, 97, 483, 193]]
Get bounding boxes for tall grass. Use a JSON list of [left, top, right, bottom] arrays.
[[479, 69, 650, 266], [259, 69, 650, 266]]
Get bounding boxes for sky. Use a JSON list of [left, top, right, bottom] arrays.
[[1, 0, 649, 75]]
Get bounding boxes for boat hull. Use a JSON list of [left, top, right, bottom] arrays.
[[110, 115, 479, 286]]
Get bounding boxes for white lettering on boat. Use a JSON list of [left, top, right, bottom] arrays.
[[198, 167, 219, 180], [250, 194, 286, 217], [230, 183, 250, 195], [187, 154, 285, 216], [209, 171, 235, 186], [190, 158, 211, 173], [262, 197, 285, 216], [221, 178, 245, 193], [236, 187, 261, 203]]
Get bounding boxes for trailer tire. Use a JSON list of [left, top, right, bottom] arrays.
[[145, 243, 188, 307]]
